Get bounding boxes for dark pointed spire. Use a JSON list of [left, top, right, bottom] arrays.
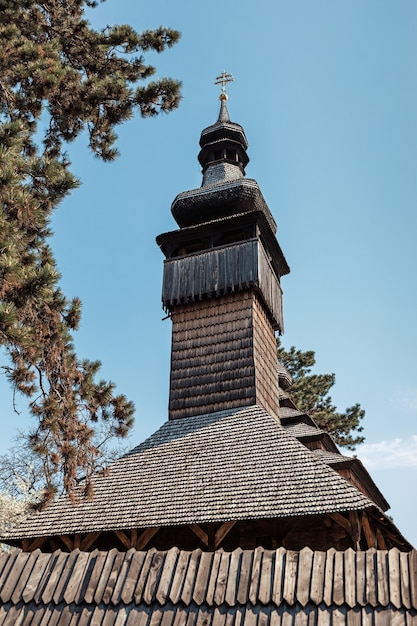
[[218, 95, 230, 123], [197, 72, 249, 181], [170, 74, 279, 233]]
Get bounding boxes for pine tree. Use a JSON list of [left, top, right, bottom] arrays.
[[0, 0, 181, 504], [277, 339, 365, 449]]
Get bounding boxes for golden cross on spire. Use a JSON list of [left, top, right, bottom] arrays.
[[215, 71, 234, 98]]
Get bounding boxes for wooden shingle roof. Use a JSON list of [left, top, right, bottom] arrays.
[[0, 547, 416, 625], [2, 405, 376, 543]]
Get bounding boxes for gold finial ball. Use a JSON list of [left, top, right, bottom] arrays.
[[220, 93, 228, 102]]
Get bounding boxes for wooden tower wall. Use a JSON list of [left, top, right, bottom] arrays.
[[169, 291, 279, 420]]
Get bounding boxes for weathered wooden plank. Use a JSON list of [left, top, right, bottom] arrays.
[[225, 549, 242, 607], [169, 551, 191, 604], [0, 555, 10, 584], [156, 547, 180, 605], [249, 547, 263, 606], [40, 551, 69, 604], [206, 551, 222, 607], [0, 551, 22, 592], [143, 551, 166, 605], [409, 550, 417, 609], [148, 607, 164, 626], [126, 607, 149, 626], [293, 607, 309, 626], [185, 606, 199, 626], [212, 607, 227, 626], [316, 605, 331, 626], [272, 548, 286, 607], [257, 605, 271, 626], [359, 606, 373, 626], [346, 607, 364, 626], [388, 548, 401, 609], [93, 549, 120, 605], [83, 550, 107, 604], [333, 550, 345, 606], [73, 549, 99, 605], [296, 548, 313, 608], [33, 551, 64, 604], [195, 606, 213, 626], [310, 550, 326, 606], [193, 551, 214, 606], [376, 551, 389, 607], [344, 548, 356, 608], [282, 550, 298, 605], [258, 549, 273, 605], [63, 551, 90, 604], [269, 607, 282, 626], [10, 550, 41, 605], [214, 552, 231, 606], [373, 607, 403, 626], [181, 549, 201, 606], [280, 610, 295, 626], [160, 607, 176, 626], [355, 551, 366, 607], [323, 548, 335, 607], [399, 551, 411, 609], [46, 604, 66, 626], [243, 606, 258, 626], [171, 607, 188, 626], [237, 550, 253, 605], [365, 549, 377, 607], [331, 606, 348, 626], [134, 548, 157, 604], [21, 552, 50, 603], [121, 550, 147, 605], [111, 549, 136, 605], [0, 550, 30, 603]]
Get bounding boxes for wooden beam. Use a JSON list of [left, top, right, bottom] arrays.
[[349, 511, 361, 549], [214, 520, 237, 548], [328, 512, 351, 534], [73, 534, 81, 549], [135, 527, 160, 550], [131, 528, 137, 548], [80, 531, 101, 551], [361, 512, 376, 549], [189, 524, 209, 547], [114, 530, 131, 550], [27, 537, 47, 552], [376, 528, 387, 550], [60, 535, 74, 551]]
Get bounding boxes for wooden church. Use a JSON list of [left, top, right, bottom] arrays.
[[0, 75, 416, 625]]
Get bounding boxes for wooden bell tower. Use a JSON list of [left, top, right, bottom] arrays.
[[157, 75, 290, 421]]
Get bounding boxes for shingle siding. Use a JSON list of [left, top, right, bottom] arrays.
[[0, 547, 415, 625]]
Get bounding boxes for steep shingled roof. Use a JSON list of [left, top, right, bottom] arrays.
[[3, 405, 375, 542]]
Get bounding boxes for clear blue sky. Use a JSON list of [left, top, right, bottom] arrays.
[[1, 0, 416, 546]]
